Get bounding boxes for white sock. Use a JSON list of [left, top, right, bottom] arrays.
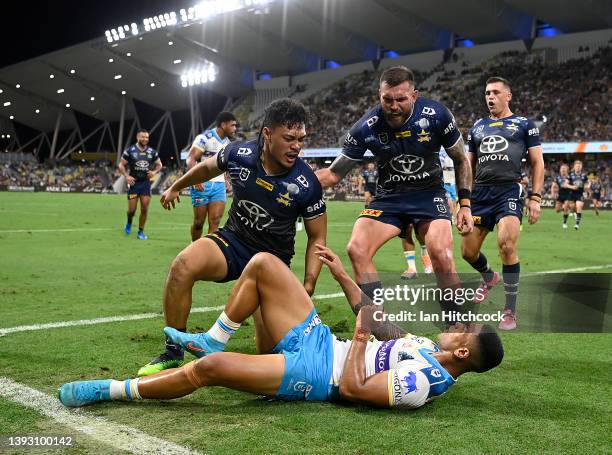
[[404, 250, 416, 269], [109, 379, 142, 400], [207, 311, 241, 345]]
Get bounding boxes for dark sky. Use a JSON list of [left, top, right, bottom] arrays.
[[1, 0, 194, 67]]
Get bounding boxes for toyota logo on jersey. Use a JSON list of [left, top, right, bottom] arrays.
[[237, 200, 274, 230], [479, 135, 509, 154], [389, 154, 425, 175]]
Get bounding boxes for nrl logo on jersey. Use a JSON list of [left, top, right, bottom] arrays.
[[378, 132, 389, 144]]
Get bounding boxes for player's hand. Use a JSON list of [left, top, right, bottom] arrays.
[[147, 170, 156, 179], [455, 207, 474, 235], [194, 183, 204, 191], [315, 244, 347, 280], [160, 188, 181, 210], [527, 199, 541, 225], [126, 175, 135, 185]]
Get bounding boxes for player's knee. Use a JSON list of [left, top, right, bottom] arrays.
[[189, 356, 220, 386], [428, 245, 453, 271], [193, 222, 204, 231], [209, 215, 222, 228], [347, 240, 368, 266], [248, 252, 278, 273], [167, 253, 195, 286], [498, 240, 516, 261], [460, 244, 478, 263], [127, 210, 136, 217], [140, 206, 149, 215]]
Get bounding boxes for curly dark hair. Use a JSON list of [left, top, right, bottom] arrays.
[[262, 98, 308, 131]]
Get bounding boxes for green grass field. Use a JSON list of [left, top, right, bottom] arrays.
[[0, 192, 610, 454]]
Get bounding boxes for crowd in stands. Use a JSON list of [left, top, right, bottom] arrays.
[[0, 159, 113, 191]]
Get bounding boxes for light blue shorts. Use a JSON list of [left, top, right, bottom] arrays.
[[444, 183, 458, 202], [190, 181, 226, 207], [272, 309, 334, 402]]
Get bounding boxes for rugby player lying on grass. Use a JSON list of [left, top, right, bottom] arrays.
[[59, 246, 503, 410]]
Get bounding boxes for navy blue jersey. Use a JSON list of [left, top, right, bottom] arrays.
[[590, 182, 602, 195], [467, 115, 540, 185], [342, 98, 461, 196], [568, 171, 588, 192], [217, 139, 326, 263], [556, 174, 572, 197], [121, 145, 159, 182], [362, 169, 378, 185]]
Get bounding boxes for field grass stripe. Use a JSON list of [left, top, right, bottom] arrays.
[[0, 377, 202, 455], [0, 306, 224, 336]]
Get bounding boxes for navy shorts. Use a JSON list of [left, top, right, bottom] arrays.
[[364, 184, 376, 195], [592, 193, 601, 201], [569, 191, 584, 202], [359, 189, 451, 237], [206, 227, 290, 282], [472, 183, 524, 231], [127, 180, 151, 198], [557, 191, 571, 203]]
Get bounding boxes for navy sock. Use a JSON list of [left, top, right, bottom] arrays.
[[127, 214, 134, 225], [138, 227, 144, 233], [563, 214, 568, 223], [576, 213, 582, 225], [502, 263, 520, 312], [359, 281, 382, 302], [468, 252, 494, 282]]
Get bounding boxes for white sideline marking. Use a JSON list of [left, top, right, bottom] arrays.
[[0, 377, 201, 455], [0, 306, 224, 337], [1, 264, 610, 336]]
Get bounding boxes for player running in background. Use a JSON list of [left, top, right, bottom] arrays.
[[118, 129, 163, 240], [440, 149, 458, 222], [555, 164, 572, 228], [461, 77, 544, 330], [137, 99, 327, 376], [187, 112, 237, 241], [59, 245, 503, 410], [362, 162, 378, 207], [400, 227, 432, 280], [316, 66, 473, 323], [589, 175, 603, 215], [568, 160, 588, 229]]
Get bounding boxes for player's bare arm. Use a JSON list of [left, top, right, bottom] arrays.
[[316, 244, 407, 340], [302, 213, 327, 296], [445, 137, 474, 234], [339, 306, 390, 407], [316, 154, 358, 188], [160, 156, 223, 210], [147, 158, 163, 179], [186, 147, 205, 190], [527, 146, 544, 224], [118, 159, 135, 185]]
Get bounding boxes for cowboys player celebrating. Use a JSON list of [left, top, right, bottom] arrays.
[[317, 66, 473, 320], [137, 99, 327, 376], [461, 77, 544, 330]]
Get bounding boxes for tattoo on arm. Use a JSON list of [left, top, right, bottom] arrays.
[[445, 137, 472, 191]]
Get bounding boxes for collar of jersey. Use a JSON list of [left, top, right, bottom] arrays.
[[210, 128, 224, 143], [419, 347, 457, 383], [488, 112, 515, 122]]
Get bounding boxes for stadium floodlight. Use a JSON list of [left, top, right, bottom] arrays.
[[49, 74, 55, 79], [108, 58, 114, 63], [57, 88, 65, 94], [65, 103, 70, 108], [0, 89, 3, 93], [35, 109, 40, 114], [126, 52, 132, 57], [173, 59, 182, 64], [70, 69, 76, 74], [131, 23, 138, 35], [3, 102, 11, 107], [168, 41, 174, 46], [90, 96, 95, 101], [180, 63, 217, 88], [114, 74, 122, 80], [121, 90, 127, 95], [9, 115, 14, 119], [150, 82, 155, 87], [15, 84, 20, 88]]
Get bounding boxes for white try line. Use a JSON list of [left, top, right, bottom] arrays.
[[0, 306, 224, 337], [0, 377, 202, 455]]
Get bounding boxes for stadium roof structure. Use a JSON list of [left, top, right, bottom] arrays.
[[0, 0, 610, 137]]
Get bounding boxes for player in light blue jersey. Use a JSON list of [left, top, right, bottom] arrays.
[[187, 111, 237, 241], [59, 245, 503, 410]]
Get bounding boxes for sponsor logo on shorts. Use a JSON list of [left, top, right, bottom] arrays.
[[256, 178, 273, 191], [401, 371, 418, 394], [509, 201, 517, 211], [360, 209, 383, 217], [128, 194, 138, 200], [375, 339, 397, 373], [437, 204, 448, 214], [472, 215, 482, 224], [303, 314, 322, 336], [293, 381, 313, 398]]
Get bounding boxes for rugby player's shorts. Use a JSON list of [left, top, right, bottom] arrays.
[[569, 190, 584, 202], [190, 181, 226, 207], [272, 308, 334, 402], [471, 183, 524, 231], [557, 191, 570, 203], [359, 189, 452, 237], [206, 227, 291, 283], [444, 183, 458, 202], [364, 183, 377, 195], [592, 192, 601, 201], [127, 180, 151, 198]]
